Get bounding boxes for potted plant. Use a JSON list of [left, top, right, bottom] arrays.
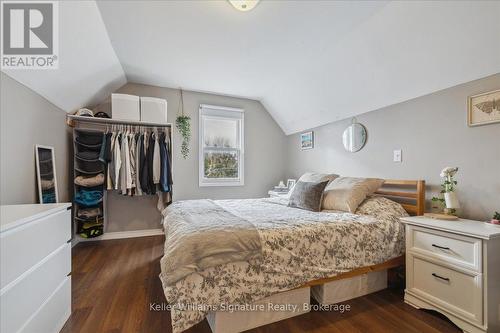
[[431, 167, 460, 215], [490, 212, 500, 225]]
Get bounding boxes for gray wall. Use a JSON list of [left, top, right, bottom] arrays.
[[95, 83, 288, 232], [2, 71, 497, 227], [286, 73, 500, 221], [1, 72, 71, 205]]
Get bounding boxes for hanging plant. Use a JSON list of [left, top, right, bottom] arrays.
[[176, 115, 191, 159], [175, 89, 191, 159]]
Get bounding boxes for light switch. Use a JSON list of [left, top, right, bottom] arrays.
[[393, 149, 402, 163]]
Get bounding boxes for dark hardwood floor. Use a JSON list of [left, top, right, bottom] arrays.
[[61, 235, 461, 333]]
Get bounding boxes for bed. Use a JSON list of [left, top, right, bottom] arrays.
[[159, 179, 425, 333]]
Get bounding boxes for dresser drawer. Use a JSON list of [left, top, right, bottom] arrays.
[[0, 243, 71, 333], [407, 256, 482, 325], [0, 209, 71, 289], [407, 226, 481, 272], [20, 276, 71, 333]]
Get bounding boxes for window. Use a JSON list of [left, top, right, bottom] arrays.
[[199, 104, 244, 186]]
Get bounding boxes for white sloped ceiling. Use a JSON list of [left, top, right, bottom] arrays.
[[3, 1, 500, 134], [2, 1, 126, 112]]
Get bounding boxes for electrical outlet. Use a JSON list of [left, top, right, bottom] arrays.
[[393, 149, 402, 163]]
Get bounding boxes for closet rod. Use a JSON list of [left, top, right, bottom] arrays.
[[66, 114, 172, 128]]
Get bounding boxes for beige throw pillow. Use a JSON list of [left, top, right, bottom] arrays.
[[322, 177, 384, 213]]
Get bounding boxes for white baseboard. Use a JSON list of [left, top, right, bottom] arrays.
[[99, 228, 164, 240], [72, 229, 164, 247]]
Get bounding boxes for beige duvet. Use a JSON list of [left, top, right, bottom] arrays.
[[159, 196, 408, 333], [160, 199, 261, 285]]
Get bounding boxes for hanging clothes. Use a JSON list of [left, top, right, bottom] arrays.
[[106, 132, 116, 190], [165, 131, 173, 190], [119, 130, 131, 195], [99, 126, 172, 199], [153, 132, 161, 185], [128, 132, 137, 196], [113, 133, 122, 190], [134, 133, 143, 196], [98, 133, 107, 163], [104, 132, 113, 161], [159, 131, 170, 193], [147, 132, 156, 195], [126, 132, 133, 191], [119, 133, 126, 193], [158, 130, 173, 210], [140, 132, 150, 194]]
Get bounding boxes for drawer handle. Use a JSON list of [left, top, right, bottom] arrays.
[[431, 244, 450, 250], [432, 273, 450, 282]]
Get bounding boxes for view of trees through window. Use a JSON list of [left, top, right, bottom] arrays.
[[204, 136, 238, 179], [204, 151, 238, 178]]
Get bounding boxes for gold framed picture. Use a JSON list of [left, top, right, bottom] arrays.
[[467, 89, 500, 127]]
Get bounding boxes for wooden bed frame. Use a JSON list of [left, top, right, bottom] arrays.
[[375, 179, 426, 216], [302, 179, 425, 288]]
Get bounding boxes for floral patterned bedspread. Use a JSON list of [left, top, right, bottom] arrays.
[[159, 196, 408, 333]]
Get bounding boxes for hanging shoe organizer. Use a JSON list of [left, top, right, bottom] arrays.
[[73, 129, 105, 238]]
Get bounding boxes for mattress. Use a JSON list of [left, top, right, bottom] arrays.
[[159, 195, 408, 333]]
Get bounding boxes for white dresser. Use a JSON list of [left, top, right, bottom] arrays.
[[1, 203, 72, 333], [401, 216, 500, 333]]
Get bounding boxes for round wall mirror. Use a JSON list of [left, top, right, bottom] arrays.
[[342, 123, 367, 152]]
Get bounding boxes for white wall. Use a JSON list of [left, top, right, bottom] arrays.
[[95, 83, 288, 232], [286, 73, 500, 221]]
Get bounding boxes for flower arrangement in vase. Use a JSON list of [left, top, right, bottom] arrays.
[[431, 167, 460, 216]]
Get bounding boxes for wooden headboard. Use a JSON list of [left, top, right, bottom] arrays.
[[375, 179, 425, 216]]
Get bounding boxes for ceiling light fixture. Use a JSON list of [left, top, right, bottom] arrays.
[[228, 0, 260, 12]]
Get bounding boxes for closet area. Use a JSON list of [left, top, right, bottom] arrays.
[[68, 115, 173, 240]]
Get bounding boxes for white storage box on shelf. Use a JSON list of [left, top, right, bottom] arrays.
[[206, 287, 310, 333], [312, 270, 387, 305], [140, 97, 168, 123], [111, 93, 140, 121]]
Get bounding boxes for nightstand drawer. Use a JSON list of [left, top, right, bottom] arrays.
[[408, 256, 482, 325], [408, 226, 481, 272]]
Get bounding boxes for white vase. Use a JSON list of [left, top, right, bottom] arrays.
[[444, 192, 460, 209]]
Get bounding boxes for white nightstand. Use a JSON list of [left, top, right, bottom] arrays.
[[268, 190, 289, 198], [400, 216, 500, 333]]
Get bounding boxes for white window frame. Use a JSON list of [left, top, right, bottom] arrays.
[[199, 104, 244, 187]]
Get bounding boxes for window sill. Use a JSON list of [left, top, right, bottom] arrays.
[[199, 181, 244, 187]]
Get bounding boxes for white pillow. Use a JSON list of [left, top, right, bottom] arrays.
[[297, 172, 339, 183], [286, 172, 339, 198], [322, 177, 384, 212]]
